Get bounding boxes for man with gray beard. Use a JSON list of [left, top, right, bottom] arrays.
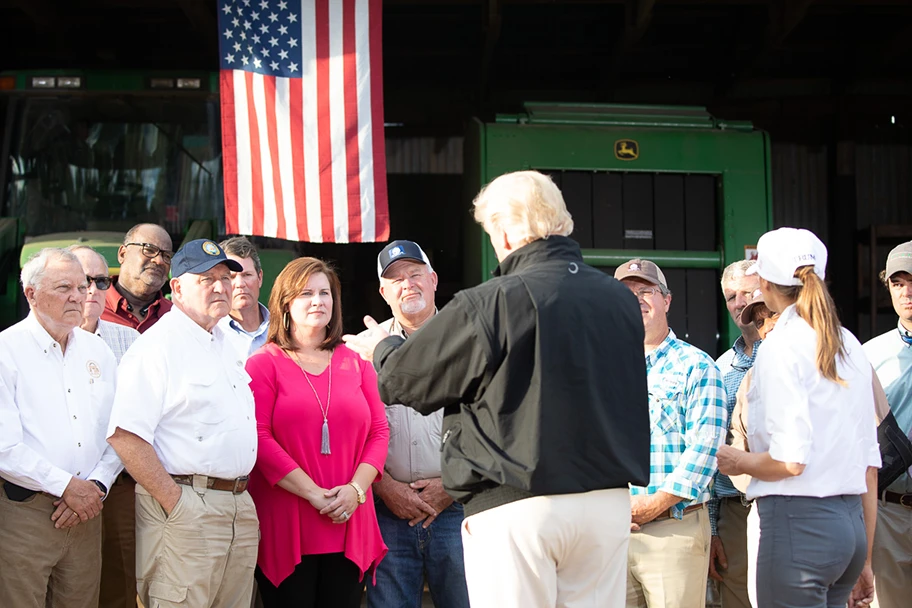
[[366, 240, 469, 608]]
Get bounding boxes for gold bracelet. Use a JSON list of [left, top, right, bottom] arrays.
[[348, 481, 366, 504]]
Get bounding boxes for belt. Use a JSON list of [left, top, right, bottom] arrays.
[[649, 503, 704, 524], [883, 491, 912, 508], [720, 494, 754, 507], [171, 475, 249, 494]]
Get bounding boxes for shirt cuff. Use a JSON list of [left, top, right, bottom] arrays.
[[768, 437, 811, 465]]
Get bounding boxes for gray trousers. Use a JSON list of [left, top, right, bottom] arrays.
[[756, 495, 866, 608]]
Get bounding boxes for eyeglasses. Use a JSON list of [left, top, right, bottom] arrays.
[[86, 275, 112, 290], [632, 287, 661, 300], [124, 242, 174, 263]]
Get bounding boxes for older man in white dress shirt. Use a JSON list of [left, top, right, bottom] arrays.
[[0, 247, 121, 608], [107, 239, 258, 608]]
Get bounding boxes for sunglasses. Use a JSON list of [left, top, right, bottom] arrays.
[[86, 275, 112, 290], [124, 242, 174, 263]]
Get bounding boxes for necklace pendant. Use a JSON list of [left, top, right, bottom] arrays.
[[321, 418, 331, 455]]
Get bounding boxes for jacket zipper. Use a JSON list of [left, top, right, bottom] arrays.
[[440, 429, 451, 452]]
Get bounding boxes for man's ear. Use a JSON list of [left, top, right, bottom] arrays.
[[169, 277, 181, 300], [117, 245, 127, 265], [24, 285, 37, 308]]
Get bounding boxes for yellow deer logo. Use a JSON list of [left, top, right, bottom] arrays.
[[615, 139, 639, 161]]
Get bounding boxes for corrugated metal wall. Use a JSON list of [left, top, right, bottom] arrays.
[[386, 137, 463, 174], [856, 144, 912, 228], [770, 142, 829, 240]]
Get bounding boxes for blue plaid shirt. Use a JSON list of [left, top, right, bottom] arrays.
[[708, 336, 760, 534], [631, 330, 727, 519]]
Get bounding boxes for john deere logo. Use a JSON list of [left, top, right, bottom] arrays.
[[615, 139, 639, 161]]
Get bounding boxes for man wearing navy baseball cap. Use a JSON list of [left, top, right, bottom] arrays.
[[107, 238, 259, 608]]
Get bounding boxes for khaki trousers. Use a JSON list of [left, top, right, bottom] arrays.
[[871, 501, 912, 608], [626, 506, 710, 608], [101, 475, 138, 608], [461, 488, 631, 608], [716, 497, 751, 608], [135, 483, 259, 608], [0, 488, 102, 608]]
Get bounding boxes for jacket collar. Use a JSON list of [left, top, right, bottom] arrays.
[[492, 236, 583, 277]]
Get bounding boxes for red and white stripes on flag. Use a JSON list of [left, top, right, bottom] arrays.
[[218, 0, 389, 243]]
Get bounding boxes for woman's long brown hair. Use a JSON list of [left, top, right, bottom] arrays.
[[771, 265, 847, 385]]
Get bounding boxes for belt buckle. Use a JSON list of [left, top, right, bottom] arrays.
[[901, 494, 912, 508], [191, 474, 208, 494]]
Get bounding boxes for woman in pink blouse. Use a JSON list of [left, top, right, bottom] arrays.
[[246, 257, 389, 607]]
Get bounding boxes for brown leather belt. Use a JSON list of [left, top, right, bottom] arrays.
[[883, 491, 912, 508], [649, 502, 704, 524], [171, 474, 249, 494]]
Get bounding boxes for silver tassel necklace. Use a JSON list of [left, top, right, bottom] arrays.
[[293, 350, 333, 455]]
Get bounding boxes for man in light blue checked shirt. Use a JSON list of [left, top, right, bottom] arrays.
[[709, 260, 761, 608], [615, 259, 726, 608]]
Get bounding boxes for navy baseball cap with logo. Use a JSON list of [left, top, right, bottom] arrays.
[[171, 239, 243, 278], [377, 240, 432, 278]]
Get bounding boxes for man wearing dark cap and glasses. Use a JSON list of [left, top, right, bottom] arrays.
[[614, 258, 726, 608], [102, 223, 174, 333], [107, 239, 260, 608], [863, 241, 912, 608]]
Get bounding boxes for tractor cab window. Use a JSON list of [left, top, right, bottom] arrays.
[[1, 94, 223, 240]]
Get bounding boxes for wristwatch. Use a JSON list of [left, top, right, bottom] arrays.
[[348, 481, 366, 504], [92, 480, 108, 498]]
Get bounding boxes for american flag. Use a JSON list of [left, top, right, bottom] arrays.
[[218, 0, 389, 243]]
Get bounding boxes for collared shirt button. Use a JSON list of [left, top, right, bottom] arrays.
[[77, 442, 81, 447], [67, 389, 71, 393], [197, 436, 204, 442], [76, 471, 81, 475], [412, 441, 418, 446], [72, 415, 77, 420]]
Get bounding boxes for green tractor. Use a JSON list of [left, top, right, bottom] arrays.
[[0, 70, 292, 328]]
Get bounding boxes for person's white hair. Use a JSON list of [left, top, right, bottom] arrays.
[[20, 248, 80, 290], [720, 259, 757, 289], [66, 245, 109, 273], [472, 171, 574, 245]]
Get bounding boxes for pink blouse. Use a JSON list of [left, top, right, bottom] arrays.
[[246, 343, 389, 587]]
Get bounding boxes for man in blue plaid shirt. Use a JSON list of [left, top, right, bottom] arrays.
[[615, 259, 727, 608], [709, 261, 761, 608]]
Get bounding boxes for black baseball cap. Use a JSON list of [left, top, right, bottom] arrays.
[[171, 239, 242, 278], [377, 240, 432, 278]]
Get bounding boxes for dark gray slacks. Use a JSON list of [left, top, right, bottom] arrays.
[[756, 494, 866, 608]]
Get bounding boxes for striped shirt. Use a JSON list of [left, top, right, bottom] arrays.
[[631, 330, 727, 519], [96, 319, 140, 364], [708, 336, 760, 534]]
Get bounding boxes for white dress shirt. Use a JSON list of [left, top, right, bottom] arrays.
[[746, 304, 881, 499], [107, 306, 257, 479], [0, 313, 121, 496], [379, 316, 443, 483]]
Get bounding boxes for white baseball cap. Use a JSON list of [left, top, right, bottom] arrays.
[[746, 227, 827, 286]]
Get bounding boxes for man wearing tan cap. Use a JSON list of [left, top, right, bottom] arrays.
[[863, 241, 912, 608], [614, 258, 727, 608]]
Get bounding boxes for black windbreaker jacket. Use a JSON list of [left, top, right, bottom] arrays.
[[374, 236, 650, 516]]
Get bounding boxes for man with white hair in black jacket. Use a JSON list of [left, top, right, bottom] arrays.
[[345, 170, 650, 608]]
